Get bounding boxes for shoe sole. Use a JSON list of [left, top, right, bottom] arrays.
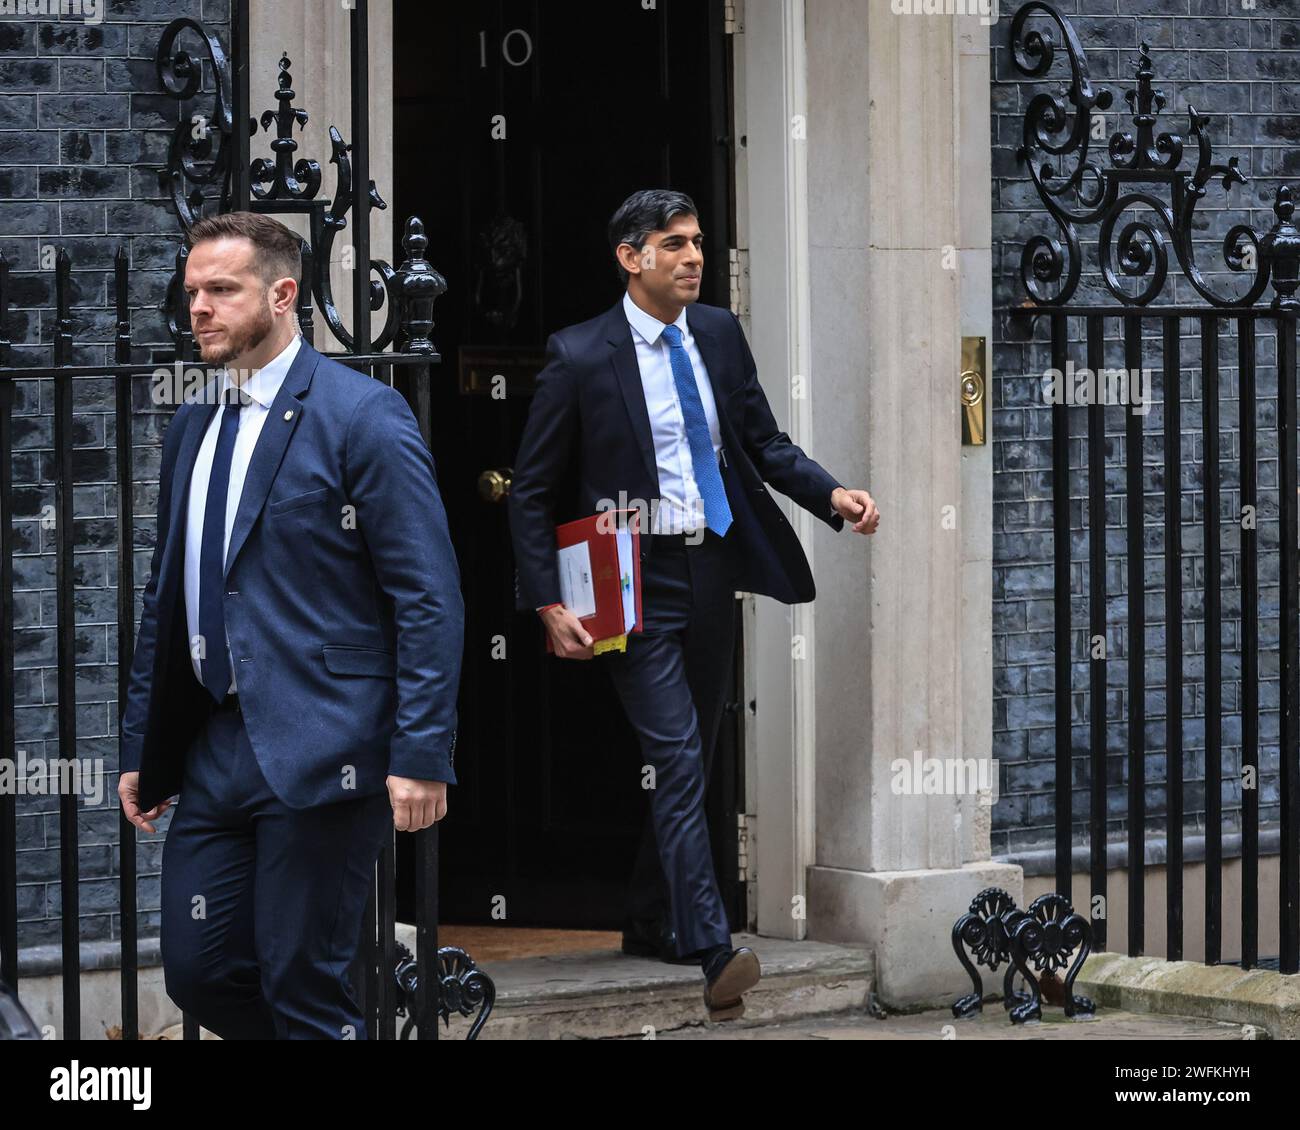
[[703, 950, 761, 1018]]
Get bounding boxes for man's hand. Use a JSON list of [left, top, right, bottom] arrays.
[[387, 776, 448, 832], [832, 487, 881, 535], [118, 771, 172, 834], [541, 605, 595, 660]]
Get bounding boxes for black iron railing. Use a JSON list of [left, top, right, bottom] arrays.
[[0, 0, 491, 1041], [999, 2, 1300, 973]]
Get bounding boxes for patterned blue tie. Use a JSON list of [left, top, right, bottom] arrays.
[[198, 383, 244, 703], [661, 324, 732, 536]]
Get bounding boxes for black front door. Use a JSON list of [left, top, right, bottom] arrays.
[[391, 0, 743, 930]]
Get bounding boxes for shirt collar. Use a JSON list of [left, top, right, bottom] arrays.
[[623, 290, 690, 347], [220, 334, 303, 408]]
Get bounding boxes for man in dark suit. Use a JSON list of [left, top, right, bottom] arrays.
[[116, 212, 464, 1039], [508, 189, 880, 1019]]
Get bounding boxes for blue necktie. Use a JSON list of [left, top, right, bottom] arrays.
[[198, 383, 244, 703], [661, 324, 732, 536]]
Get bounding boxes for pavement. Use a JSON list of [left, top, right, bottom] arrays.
[[148, 1003, 1256, 1041], [638, 1006, 1253, 1040]]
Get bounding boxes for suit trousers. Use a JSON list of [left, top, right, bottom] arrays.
[[604, 528, 738, 957], [159, 697, 393, 1039]]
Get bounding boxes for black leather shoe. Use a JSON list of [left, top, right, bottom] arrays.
[[703, 947, 761, 1020], [620, 918, 697, 964]]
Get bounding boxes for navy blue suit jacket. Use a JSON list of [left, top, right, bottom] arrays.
[[120, 341, 464, 812], [508, 299, 844, 612]]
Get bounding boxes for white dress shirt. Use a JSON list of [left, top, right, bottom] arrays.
[[535, 298, 727, 612], [184, 334, 302, 692], [622, 290, 723, 535]]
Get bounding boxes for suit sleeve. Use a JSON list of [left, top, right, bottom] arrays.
[[119, 407, 188, 775], [731, 311, 845, 532], [507, 332, 581, 609], [346, 382, 464, 784]]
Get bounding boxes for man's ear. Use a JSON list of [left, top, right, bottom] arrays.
[[615, 242, 642, 278], [269, 276, 298, 316]]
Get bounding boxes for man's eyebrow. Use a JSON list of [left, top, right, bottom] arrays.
[[657, 231, 705, 242], [184, 276, 241, 289]]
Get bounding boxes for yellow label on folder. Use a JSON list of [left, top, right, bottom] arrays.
[[594, 634, 628, 656]]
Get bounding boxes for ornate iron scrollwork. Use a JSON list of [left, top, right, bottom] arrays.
[[249, 53, 320, 204], [1010, 2, 1273, 308], [952, 886, 1094, 1023], [1006, 893, 1095, 1024], [951, 886, 1032, 1018], [155, 18, 235, 229], [394, 942, 495, 1040], [157, 23, 432, 353]]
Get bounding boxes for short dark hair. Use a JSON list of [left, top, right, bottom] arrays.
[[187, 211, 302, 287], [607, 189, 699, 283]]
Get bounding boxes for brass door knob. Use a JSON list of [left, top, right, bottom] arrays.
[[478, 467, 513, 504]]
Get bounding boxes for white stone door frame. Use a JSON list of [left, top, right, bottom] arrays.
[[250, 0, 394, 352], [732, 0, 818, 940], [734, 2, 1004, 990]]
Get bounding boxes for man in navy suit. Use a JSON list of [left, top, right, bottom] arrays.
[[509, 189, 880, 1019], [116, 212, 464, 1039]]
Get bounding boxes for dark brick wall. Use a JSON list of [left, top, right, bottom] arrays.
[[992, 0, 1300, 857], [1, 0, 228, 951]]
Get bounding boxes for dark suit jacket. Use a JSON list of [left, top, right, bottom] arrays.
[[119, 341, 464, 812], [508, 299, 844, 612]]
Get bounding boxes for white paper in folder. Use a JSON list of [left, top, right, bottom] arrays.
[[615, 526, 636, 632], [557, 541, 597, 619]]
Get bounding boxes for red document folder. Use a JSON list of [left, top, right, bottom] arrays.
[[545, 509, 643, 655]]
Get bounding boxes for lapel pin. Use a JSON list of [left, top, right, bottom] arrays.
[[284, 410, 294, 421]]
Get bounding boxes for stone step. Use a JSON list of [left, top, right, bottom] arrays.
[[430, 931, 876, 1040], [144, 931, 874, 1040]]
